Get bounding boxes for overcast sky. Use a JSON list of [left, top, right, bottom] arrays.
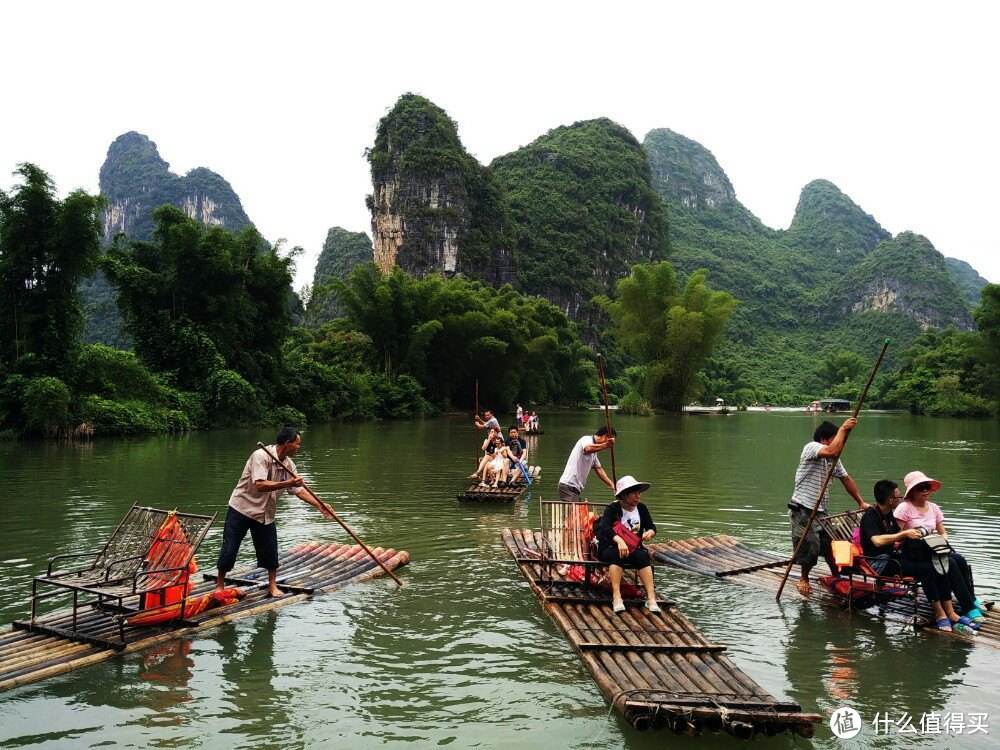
[[3, 1, 997, 287]]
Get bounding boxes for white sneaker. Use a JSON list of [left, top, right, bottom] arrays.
[[645, 600, 661, 613], [612, 599, 626, 613]]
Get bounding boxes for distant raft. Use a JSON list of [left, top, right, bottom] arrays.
[[458, 465, 541, 502], [0, 542, 409, 693], [502, 527, 820, 738], [647, 535, 997, 647]]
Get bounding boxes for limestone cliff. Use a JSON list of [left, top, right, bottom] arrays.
[[305, 227, 373, 325], [835, 232, 973, 330], [86, 132, 260, 344], [99, 132, 253, 242], [366, 94, 511, 285]]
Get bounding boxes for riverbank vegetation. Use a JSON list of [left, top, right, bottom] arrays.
[[2, 165, 996, 438]]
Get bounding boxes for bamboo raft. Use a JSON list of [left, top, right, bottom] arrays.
[[458, 465, 541, 502], [0, 541, 409, 693], [648, 535, 998, 646], [502, 528, 820, 737]]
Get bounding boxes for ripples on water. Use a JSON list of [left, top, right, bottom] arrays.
[[1, 414, 998, 749]]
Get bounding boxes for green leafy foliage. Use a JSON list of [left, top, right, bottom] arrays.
[[306, 228, 373, 325], [103, 205, 295, 393], [492, 119, 669, 320], [330, 264, 595, 409], [23, 377, 72, 436], [0, 164, 103, 377], [785, 179, 890, 262], [599, 262, 736, 410]]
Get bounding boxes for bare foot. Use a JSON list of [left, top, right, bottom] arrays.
[[468, 473, 479, 480], [796, 578, 811, 597], [267, 587, 282, 598]]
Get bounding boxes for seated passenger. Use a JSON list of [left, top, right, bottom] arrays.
[[859, 479, 924, 575], [469, 427, 501, 480], [595, 475, 660, 615], [480, 435, 511, 488], [506, 426, 528, 483], [894, 471, 983, 631]]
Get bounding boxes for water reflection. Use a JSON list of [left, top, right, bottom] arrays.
[[1, 413, 997, 750], [215, 613, 303, 748], [784, 604, 971, 745]]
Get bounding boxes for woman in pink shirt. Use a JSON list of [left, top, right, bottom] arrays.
[[894, 470, 985, 631]]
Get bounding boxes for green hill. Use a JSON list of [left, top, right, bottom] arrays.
[[366, 94, 511, 283], [305, 227, 373, 325], [642, 128, 982, 403], [491, 118, 669, 321]]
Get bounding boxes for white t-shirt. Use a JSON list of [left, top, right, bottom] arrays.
[[558, 435, 602, 490], [620, 506, 641, 533]]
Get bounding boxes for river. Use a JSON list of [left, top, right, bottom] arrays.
[[1, 411, 998, 749]]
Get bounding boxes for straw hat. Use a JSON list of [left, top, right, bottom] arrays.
[[903, 470, 942, 499], [615, 475, 651, 498]]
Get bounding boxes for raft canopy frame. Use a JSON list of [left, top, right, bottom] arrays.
[[27, 503, 215, 649]]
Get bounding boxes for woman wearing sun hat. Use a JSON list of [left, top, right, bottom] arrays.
[[895, 470, 985, 632], [595, 475, 661, 614]]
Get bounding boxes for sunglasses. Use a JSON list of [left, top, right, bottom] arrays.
[[915, 482, 933, 492]]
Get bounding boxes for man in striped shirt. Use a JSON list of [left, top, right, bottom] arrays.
[[788, 418, 868, 596]]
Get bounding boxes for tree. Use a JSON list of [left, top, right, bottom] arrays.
[[103, 206, 295, 393], [599, 262, 736, 410], [332, 264, 594, 408], [0, 164, 103, 377]]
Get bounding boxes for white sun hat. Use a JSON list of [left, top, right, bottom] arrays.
[[615, 475, 651, 498]]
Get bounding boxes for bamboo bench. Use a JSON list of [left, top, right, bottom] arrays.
[[814, 508, 920, 623], [26, 503, 215, 649]]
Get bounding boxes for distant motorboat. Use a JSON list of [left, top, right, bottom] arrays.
[[682, 398, 731, 415]]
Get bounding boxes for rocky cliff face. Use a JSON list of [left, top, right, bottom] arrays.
[[85, 132, 258, 345], [785, 179, 890, 263], [643, 128, 737, 211], [305, 227, 373, 325], [836, 232, 974, 330], [99, 132, 252, 242], [492, 118, 669, 321], [367, 95, 512, 285]]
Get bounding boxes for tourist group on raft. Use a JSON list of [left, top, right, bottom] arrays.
[[217, 412, 985, 633]]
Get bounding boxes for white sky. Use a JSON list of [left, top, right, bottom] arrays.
[[3, 1, 997, 287]]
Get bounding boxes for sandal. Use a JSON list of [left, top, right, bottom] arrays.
[[935, 618, 953, 632], [957, 616, 981, 631], [953, 621, 978, 636]]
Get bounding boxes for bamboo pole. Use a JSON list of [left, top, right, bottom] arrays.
[[255, 442, 403, 587], [775, 339, 890, 600], [596, 354, 618, 492]]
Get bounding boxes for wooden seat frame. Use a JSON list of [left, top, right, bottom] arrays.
[[25, 503, 215, 649], [815, 508, 921, 625], [536, 499, 645, 598]]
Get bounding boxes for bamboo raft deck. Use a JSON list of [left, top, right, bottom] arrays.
[[458, 465, 541, 502], [502, 528, 820, 737], [648, 535, 998, 646], [0, 541, 409, 693]]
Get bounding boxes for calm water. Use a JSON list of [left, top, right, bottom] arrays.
[[1, 412, 998, 749]]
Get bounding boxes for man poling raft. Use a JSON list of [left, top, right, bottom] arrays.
[[776, 339, 889, 601], [216, 426, 403, 597]]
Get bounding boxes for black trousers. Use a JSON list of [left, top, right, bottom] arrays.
[[598, 545, 651, 569], [217, 506, 279, 573]]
